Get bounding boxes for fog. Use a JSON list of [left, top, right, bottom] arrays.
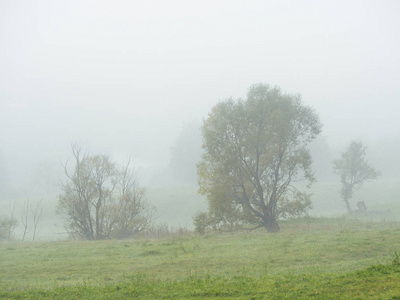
[[1, 1, 400, 238]]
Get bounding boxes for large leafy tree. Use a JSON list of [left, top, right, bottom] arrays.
[[197, 84, 322, 233], [332, 140, 380, 213], [58, 144, 153, 240]]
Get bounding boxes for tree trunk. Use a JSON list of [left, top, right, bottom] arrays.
[[344, 196, 352, 214], [264, 217, 280, 233]]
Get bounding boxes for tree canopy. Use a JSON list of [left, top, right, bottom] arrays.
[[58, 144, 153, 240], [196, 83, 322, 233]]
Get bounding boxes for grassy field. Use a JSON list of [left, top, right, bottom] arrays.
[[1, 217, 400, 299]]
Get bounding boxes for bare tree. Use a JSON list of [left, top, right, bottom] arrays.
[[20, 199, 30, 241], [0, 203, 18, 241], [31, 199, 44, 241], [7, 200, 18, 240], [57, 144, 153, 240], [110, 158, 154, 239]]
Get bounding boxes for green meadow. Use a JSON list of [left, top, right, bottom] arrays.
[[1, 217, 400, 299], [1, 179, 400, 298]]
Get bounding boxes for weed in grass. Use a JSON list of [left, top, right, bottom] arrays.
[[392, 251, 400, 267], [55, 276, 69, 281], [140, 250, 161, 256]]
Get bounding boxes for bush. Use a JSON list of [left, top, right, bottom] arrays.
[[0, 216, 18, 241]]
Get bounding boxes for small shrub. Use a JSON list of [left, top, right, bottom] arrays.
[[0, 216, 18, 241], [193, 211, 209, 234]]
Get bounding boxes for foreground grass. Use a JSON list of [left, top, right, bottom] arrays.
[[1, 218, 400, 298], [1, 259, 400, 299]]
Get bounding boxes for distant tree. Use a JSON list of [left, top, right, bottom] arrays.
[[197, 83, 322, 233], [0, 201, 18, 241], [332, 140, 380, 213], [0, 216, 18, 241], [14, 198, 45, 241], [0, 150, 7, 194], [57, 144, 153, 240], [367, 136, 400, 179], [31, 199, 44, 241], [30, 161, 61, 195], [169, 123, 202, 184], [20, 199, 30, 241]]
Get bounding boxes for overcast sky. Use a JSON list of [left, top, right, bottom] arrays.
[[1, 0, 399, 184]]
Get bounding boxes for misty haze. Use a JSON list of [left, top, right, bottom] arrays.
[[1, 1, 400, 298]]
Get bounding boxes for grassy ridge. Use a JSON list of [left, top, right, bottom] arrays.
[[1, 218, 400, 299]]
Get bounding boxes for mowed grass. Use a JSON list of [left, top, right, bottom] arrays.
[[1, 217, 400, 299]]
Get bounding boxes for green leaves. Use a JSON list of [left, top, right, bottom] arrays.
[[197, 83, 322, 232], [58, 145, 151, 240], [333, 140, 380, 213]]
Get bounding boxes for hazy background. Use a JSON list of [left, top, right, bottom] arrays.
[[1, 0, 399, 238]]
